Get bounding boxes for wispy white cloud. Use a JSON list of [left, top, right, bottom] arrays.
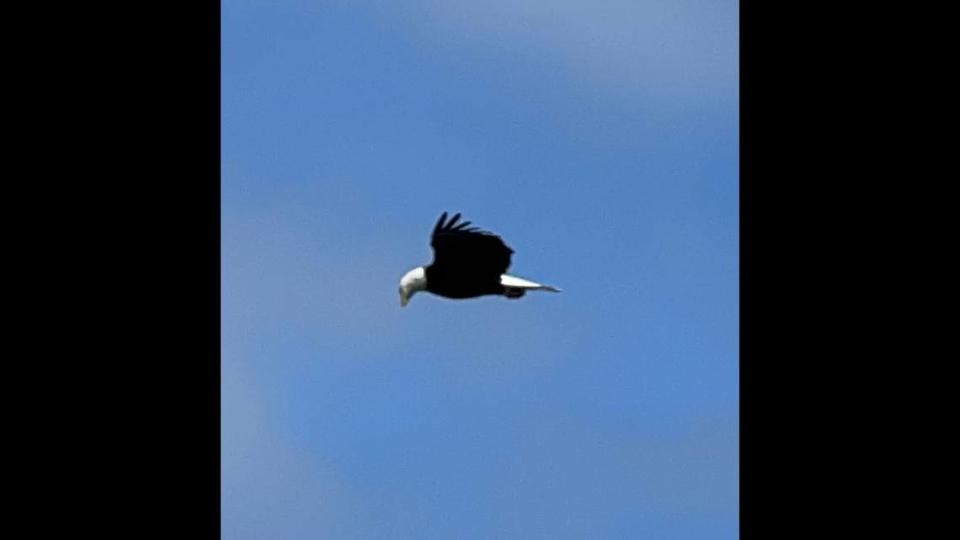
[[392, 0, 738, 105]]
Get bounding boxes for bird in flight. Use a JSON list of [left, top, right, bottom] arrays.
[[399, 212, 560, 307]]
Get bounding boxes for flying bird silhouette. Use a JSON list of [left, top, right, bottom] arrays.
[[398, 212, 560, 306]]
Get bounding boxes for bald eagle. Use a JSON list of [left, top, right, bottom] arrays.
[[398, 212, 560, 307]]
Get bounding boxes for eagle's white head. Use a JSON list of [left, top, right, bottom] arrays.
[[398, 266, 427, 307]]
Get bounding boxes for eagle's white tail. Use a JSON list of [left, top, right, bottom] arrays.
[[501, 274, 561, 293]]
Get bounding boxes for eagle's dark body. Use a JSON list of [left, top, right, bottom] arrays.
[[424, 212, 523, 299]]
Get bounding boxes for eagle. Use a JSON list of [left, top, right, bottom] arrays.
[[398, 212, 560, 306]]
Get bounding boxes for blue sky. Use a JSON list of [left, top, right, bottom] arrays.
[[222, 1, 738, 538]]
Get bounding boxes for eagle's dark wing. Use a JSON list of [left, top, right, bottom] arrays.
[[430, 212, 513, 276]]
